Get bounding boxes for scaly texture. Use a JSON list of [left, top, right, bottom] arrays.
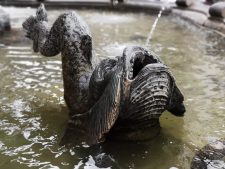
[[23, 4, 97, 115]]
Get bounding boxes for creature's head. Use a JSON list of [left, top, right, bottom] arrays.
[[167, 84, 186, 116], [121, 46, 186, 118], [22, 3, 48, 52], [120, 46, 168, 118], [122, 46, 161, 82]]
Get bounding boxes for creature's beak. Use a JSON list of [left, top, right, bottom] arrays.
[[168, 102, 186, 117], [176, 102, 186, 116], [123, 46, 160, 80]]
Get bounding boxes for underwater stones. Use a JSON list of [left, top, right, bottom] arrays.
[[176, 0, 194, 7], [209, 2, 225, 19], [94, 153, 120, 169], [191, 138, 225, 169], [0, 8, 10, 33]]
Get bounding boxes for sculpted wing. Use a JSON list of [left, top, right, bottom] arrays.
[[63, 61, 122, 145], [87, 65, 122, 145], [88, 58, 118, 106]]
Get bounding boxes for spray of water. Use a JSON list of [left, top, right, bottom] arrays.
[[145, 6, 165, 47]]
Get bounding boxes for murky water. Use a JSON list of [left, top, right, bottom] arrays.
[[0, 7, 225, 169]]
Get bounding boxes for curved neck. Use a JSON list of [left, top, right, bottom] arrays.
[[36, 12, 99, 114]]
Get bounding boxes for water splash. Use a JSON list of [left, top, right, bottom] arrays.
[[145, 7, 165, 47]]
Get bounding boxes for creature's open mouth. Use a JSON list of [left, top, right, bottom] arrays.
[[128, 53, 158, 80]]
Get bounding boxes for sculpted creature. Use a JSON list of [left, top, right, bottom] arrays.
[[23, 4, 185, 145], [191, 138, 225, 169]]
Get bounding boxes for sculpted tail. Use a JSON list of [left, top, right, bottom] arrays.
[[23, 3, 61, 56]]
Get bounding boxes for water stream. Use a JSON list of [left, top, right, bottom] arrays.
[[145, 7, 165, 47], [0, 6, 225, 169]]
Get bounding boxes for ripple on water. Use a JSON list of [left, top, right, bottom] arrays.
[[102, 42, 133, 57], [87, 12, 135, 25]]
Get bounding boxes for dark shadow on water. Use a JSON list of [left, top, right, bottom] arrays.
[[2, 95, 188, 169], [60, 130, 186, 169]]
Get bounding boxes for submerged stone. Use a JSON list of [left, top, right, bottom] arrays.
[[176, 0, 194, 7], [191, 138, 225, 169]]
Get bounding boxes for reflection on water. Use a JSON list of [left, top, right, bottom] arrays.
[[0, 7, 225, 169]]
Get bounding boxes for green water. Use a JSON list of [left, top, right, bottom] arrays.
[[0, 7, 225, 169]]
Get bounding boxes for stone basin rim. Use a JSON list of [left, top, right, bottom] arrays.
[[1, 0, 225, 36]]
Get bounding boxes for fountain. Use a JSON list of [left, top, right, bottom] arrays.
[[22, 4, 185, 145]]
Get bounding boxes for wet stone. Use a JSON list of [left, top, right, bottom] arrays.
[[176, 0, 194, 7], [209, 2, 225, 19]]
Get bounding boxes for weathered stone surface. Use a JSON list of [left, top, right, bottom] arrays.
[[173, 9, 207, 25], [0, 7, 10, 33], [209, 2, 225, 19], [172, 2, 225, 35]]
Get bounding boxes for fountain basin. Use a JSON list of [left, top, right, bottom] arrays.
[[0, 0, 225, 35], [0, 4, 224, 169]]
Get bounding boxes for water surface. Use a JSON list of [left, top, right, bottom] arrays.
[[0, 7, 225, 169]]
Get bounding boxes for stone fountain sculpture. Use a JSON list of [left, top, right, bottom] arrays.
[[23, 4, 185, 145]]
